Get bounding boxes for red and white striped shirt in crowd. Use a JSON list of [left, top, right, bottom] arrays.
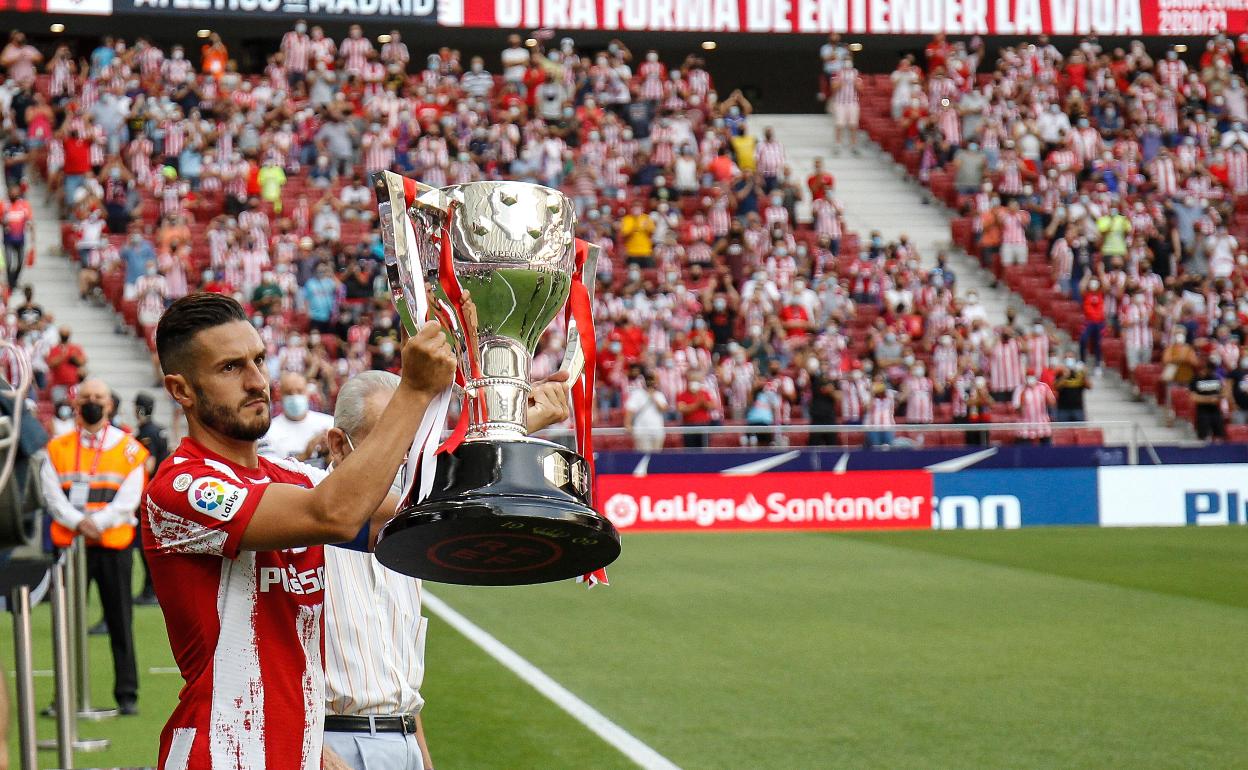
[[240, 247, 270, 294], [1149, 155, 1178, 196], [1175, 142, 1201, 173], [310, 36, 335, 68], [989, 338, 1023, 392], [833, 68, 860, 105], [221, 252, 244, 289], [928, 75, 958, 106], [903, 376, 934, 423], [1047, 147, 1080, 172], [684, 219, 713, 245], [1121, 300, 1153, 353], [707, 203, 731, 237], [719, 359, 756, 418], [755, 140, 786, 177], [763, 203, 790, 229], [1012, 381, 1054, 438], [932, 343, 959, 386], [839, 378, 868, 422], [49, 57, 75, 97], [161, 120, 185, 158], [638, 74, 665, 102], [1157, 97, 1179, 133], [89, 124, 106, 167], [135, 273, 168, 327], [936, 106, 961, 145], [161, 57, 192, 85], [159, 249, 189, 300], [1156, 57, 1187, 89], [277, 343, 308, 374], [339, 36, 372, 74], [864, 391, 896, 427], [1227, 148, 1248, 195], [1024, 332, 1049, 376], [1000, 209, 1030, 244], [362, 134, 395, 174], [1070, 126, 1102, 163], [812, 197, 842, 240], [281, 31, 311, 72], [238, 209, 267, 239], [997, 157, 1024, 195], [654, 366, 686, 408], [686, 68, 712, 96], [602, 155, 629, 189], [1215, 339, 1241, 366], [1050, 237, 1073, 281]]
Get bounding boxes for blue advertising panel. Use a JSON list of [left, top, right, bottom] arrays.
[[931, 469, 1100, 529]]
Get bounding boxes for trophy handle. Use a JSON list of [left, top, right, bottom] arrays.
[[373, 170, 452, 336], [557, 241, 600, 383]]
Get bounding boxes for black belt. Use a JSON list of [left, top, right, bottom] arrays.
[[324, 714, 418, 735]]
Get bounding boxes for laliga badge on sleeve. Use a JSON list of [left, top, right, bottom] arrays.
[[187, 477, 248, 522]]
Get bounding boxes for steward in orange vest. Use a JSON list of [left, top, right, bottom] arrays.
[[44, 423, 149, 549], [39, 380, 149, 713]]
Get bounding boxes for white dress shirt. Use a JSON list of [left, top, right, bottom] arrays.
[[39, 425, 146, 531], [304, 464, 428, 717]]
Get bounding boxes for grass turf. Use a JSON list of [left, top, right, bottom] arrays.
[[2, 527, 1245, 768]]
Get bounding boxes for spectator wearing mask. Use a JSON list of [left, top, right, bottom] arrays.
[[1079, 275, 1106, 371], [625, 373, 668, 452], [675, 370, 714, 449], [303, 261, 342, 334], [1013, 373, 1057, 445], [863, 378, 896, 449], [258, 371, 335, 461], [1, 185, 33, 288]]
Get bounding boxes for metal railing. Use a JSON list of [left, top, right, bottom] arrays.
[[541, 420, 1162, 465]]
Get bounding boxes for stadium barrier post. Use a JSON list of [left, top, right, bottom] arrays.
[[10, 583, 37, 770], [70, 539, 117, 720], [48, 555, 76, 768]]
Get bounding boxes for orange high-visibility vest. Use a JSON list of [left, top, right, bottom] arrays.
[[47, 428, 149, 549]]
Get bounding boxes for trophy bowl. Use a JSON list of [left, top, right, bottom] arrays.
[[373, 172, 621, 586]]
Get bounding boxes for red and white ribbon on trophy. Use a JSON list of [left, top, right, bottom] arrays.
[[567, 239, 606, 587]]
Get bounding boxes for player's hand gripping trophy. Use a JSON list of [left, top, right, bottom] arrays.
[[373, 171, 621, 585]]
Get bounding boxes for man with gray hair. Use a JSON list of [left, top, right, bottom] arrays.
[[319, 370, 571, 770]]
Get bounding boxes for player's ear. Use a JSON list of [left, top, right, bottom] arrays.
[[164, 373, 194, 410]]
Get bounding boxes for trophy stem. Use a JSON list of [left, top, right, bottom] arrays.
[[466, 376, 532, 440]]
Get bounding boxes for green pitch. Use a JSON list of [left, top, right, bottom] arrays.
[[4, 527, 1246, 769]]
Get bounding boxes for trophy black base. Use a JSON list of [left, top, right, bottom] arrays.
[[374, 439, 621, 586]]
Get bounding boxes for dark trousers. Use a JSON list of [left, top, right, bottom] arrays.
[[1080, 321, 1104, 365], [87, 546, 138, 705]]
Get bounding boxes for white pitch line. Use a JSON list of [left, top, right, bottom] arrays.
[[422, 592, 681, 770], [148, 667, 181, 675]]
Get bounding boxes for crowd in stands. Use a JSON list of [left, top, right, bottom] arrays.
[[842, 31, 1248, 442], [19, 22, 1226, 452]]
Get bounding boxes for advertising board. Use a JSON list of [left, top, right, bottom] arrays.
[[1097, 465, 1248, 527], [932, 469, 1099, 530]]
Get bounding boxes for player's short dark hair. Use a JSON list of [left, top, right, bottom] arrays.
[[156, 293, 248, 376]]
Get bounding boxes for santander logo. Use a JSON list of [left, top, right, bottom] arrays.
[[602, 488, 925, 529]]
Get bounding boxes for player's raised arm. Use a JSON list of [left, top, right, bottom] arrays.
[[242, 322, 455, 549]]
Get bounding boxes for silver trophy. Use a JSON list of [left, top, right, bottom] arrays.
[[373, 171, 620, 585]]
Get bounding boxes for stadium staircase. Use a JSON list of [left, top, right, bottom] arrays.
[[759, 112, 1189, 446], [18, 181, 177, 434]]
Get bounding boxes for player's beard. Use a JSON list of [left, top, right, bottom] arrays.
[[193, 383, 271, 441]]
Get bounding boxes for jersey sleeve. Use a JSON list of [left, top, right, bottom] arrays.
[[144, 461, 270, 560]]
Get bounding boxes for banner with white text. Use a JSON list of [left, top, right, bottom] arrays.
[[436, 0, 1247, 37], [114, 0, 437, 22], [597, 470, 933, 532]]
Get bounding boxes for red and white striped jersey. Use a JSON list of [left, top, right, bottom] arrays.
[[362, 134, 395, 174], [310, 36, 335, 69], [997, 158, 1024, 195], [864, 392, 896, 427], [763, 204, 790, 230], [162, 58, 193, 85], [936, 106, 960, 145], [1012, 383, 1053, 438], [281, 31, 311, 72], [145, 439, 326, 770], [903, 376, 934, 423], [839, 378, 868, 422], [989, 338, 1024, 392], [812, 197, 843, 240], [755, 140, 786, 176], [1149, 156, 1178, 196], [135, 274, 168, 326], [1121, 301, 1153, 352], [999, 210, 1030, 244], [339, 36, 372, 75], [1227, 148, 1248, 195], [1024, 333, 1049, 376], [832, 68, 860, 105], [932, 344, 959, 386], [1050, 237, 1073, 281], [1156, 58, 1188, 89]]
